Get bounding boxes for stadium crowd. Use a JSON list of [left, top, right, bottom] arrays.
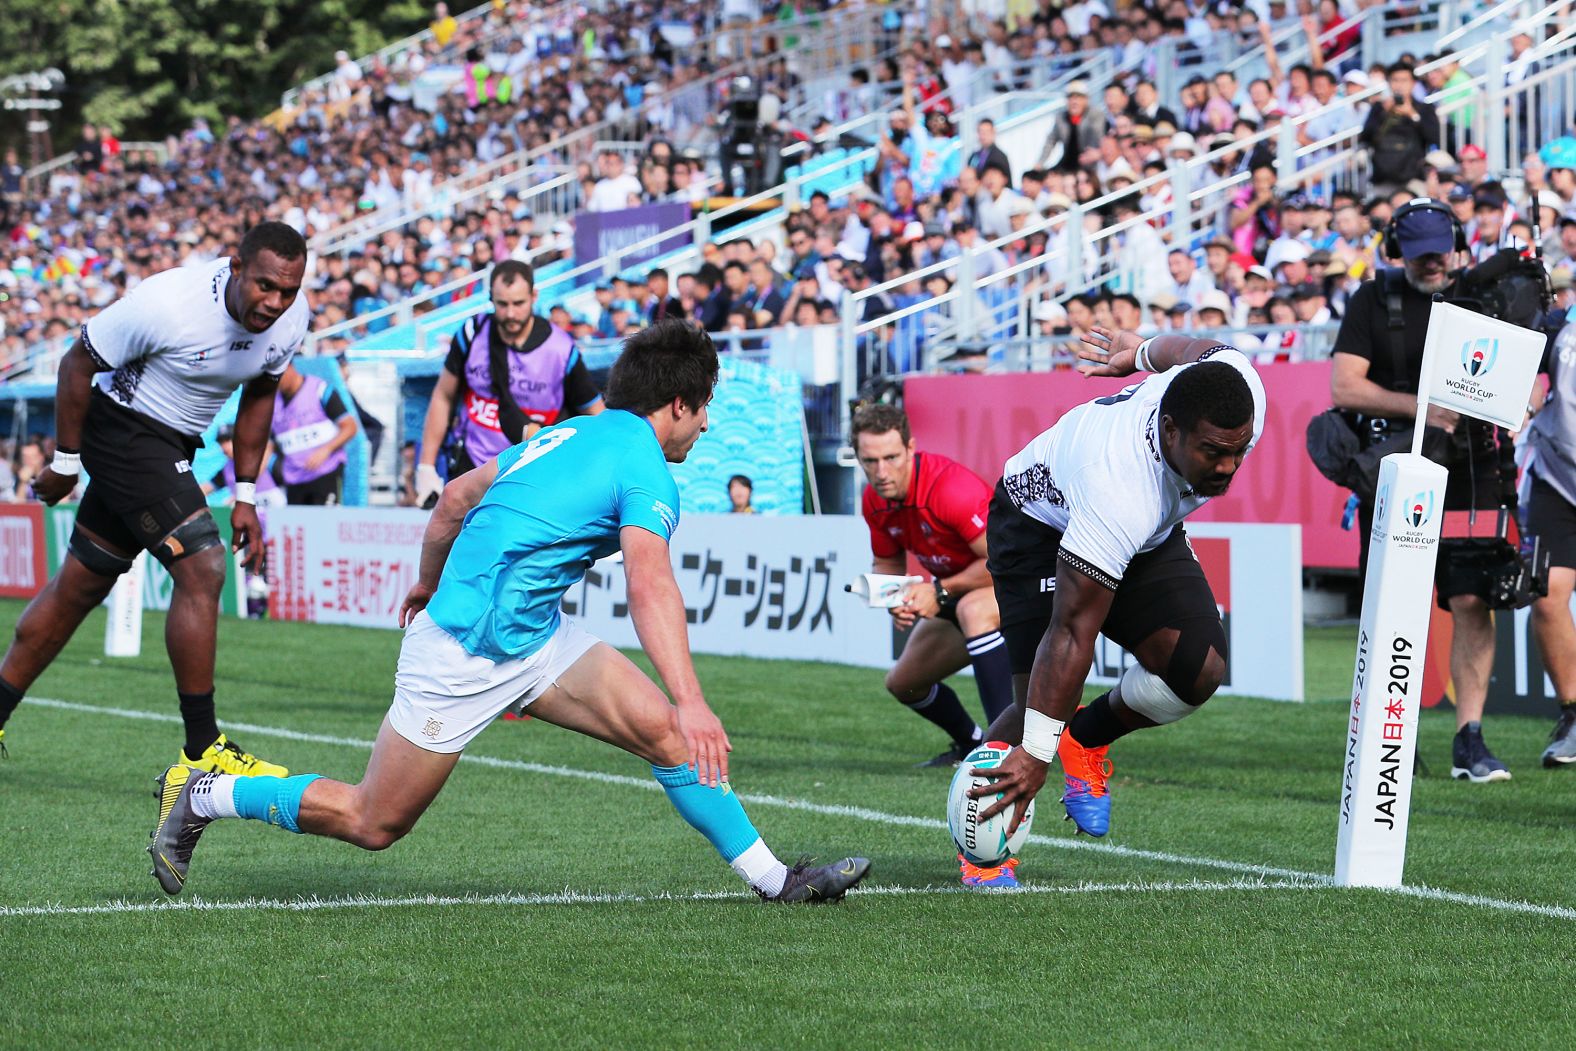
[[0, 0, 842, 373], [4, 0, 1575, 390]]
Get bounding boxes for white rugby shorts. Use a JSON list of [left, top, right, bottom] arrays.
[[387, 610, 601, 753]]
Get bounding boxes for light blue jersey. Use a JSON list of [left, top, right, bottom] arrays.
[[426, 410, 680, 662]]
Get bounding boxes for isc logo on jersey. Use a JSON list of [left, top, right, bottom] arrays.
[[947, 742, 1035, 865]]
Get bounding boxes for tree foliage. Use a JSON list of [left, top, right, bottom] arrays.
[[0, 0, 430, 138]]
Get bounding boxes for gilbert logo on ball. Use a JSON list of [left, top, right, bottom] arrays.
[[947, 742, 1035, 866]]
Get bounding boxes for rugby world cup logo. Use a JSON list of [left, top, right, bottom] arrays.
[[1374, 483, 1389, 526], [1404, 490, 1435, 529], [1461, 337, 1499, 378]]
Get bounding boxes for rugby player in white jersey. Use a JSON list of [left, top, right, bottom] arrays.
[[967, 327, 1266, 860], [0, 223, 310, 775]]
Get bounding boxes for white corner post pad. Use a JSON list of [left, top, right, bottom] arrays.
[[1334, 452, 1448, 889], [1020, 708, 1065, 763]]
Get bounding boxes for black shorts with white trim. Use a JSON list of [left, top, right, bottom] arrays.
[[76, 389, 208, 555], [985, 480, 1221, 675]]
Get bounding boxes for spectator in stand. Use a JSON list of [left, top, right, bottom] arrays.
[[588, 150, 643, 212], [966, 119, 1011, 186], [1360, 62, 1439, 193], [429, 2, 458, 47], [1469, 184, 1529, 262], [1457, 144, 1489, 190], [1166, 248, 1215, 304], [1230, 163, 1283, 259], [1036, 80, 1104, 173], [975, 164, 1024, 239], [643, 267, 687, 324]]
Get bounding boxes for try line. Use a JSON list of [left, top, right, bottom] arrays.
[[18, 697, 1576, 924], [0, 878, 1310, 918]]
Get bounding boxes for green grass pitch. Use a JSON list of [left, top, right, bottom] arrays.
[[1, 600, 1572, 1049]]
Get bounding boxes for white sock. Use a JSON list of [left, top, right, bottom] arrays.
[[187, 772, 239, 820], [730, 837, 788, 897]]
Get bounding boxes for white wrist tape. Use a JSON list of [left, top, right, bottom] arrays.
[[233, 482, 258, 505], [51, 451, 81, 476], [1135, 338, 1157, 372], [1020, 708, 1066, 764]]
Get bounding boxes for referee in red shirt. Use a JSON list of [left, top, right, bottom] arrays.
[[855, 404, 1013, 767]]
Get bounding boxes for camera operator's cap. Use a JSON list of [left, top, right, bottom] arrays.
[[1197, 289, 1232, 314], [1392, 201, 1458, 258], [1447, 183, 1474, 202], [1033, 299, 1067, 323], [1458, 143, 1488, 160], [1065, 80, 1090, 96]]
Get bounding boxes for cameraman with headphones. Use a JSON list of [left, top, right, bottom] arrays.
[[1330, 198, 1524, 782]]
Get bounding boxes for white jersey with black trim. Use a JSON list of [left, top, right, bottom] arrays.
[[999, 347, 1267, 589], [83, 257, 308, 437]]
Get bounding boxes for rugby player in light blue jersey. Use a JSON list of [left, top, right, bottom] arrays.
[[147, 320, 871, 903]]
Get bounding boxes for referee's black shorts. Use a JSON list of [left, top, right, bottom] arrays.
[[984, 480, 1222, 675], [77, 390, 209, 556], [1526, 473, 1576, 571]]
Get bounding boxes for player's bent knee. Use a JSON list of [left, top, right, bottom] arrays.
[[955, 588, 1000, 635], [884, 670, 926, 703], [154, 512, 223, 571], [1120, 664, 1200, 724], [1157, 617, 1229, 708], [68, 528, 135, 579]]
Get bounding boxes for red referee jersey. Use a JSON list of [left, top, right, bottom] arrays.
[[862, 451, 992, 578]]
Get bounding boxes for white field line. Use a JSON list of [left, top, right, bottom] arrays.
[[17, 697, 1576, 923], [0, 878, 1311, 918]]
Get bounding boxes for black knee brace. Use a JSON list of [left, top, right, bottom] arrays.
[[68, 529, 136, 578], [1164, 616, 1229, 705], [153, 512, 223, 568]]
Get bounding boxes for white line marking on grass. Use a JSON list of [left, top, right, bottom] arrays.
[[0, 878, 1311, 918], [21, 697, 1576, 923]]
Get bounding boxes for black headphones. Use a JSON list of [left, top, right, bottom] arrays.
[[1382, 196, 1469, 260]]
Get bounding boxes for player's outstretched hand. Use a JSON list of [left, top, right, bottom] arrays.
[[676, 698, 732, 788], [968, 746, 1048, 835], [399, 581, 435, 627], [30, 466, 76, 505], [1076, 326, 1141, 377], [230, 502, 265, 573]]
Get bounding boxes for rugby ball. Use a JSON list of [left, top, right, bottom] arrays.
[[948, 741, 1035, 866]]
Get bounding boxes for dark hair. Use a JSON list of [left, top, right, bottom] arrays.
[[722, 260, 747, 275], [1386, 61, 1415, 79], [1312, 69, 1337, 86], [850, 402, 911, 444], [647, 267, 669, 282], [238, 222, 306, 264], [1160, 360, 1254, 435], [977, 117, 995, 129], [728, 474, 753, 490], [603, 320, 718, 415], [490, 259, 534, 291]]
